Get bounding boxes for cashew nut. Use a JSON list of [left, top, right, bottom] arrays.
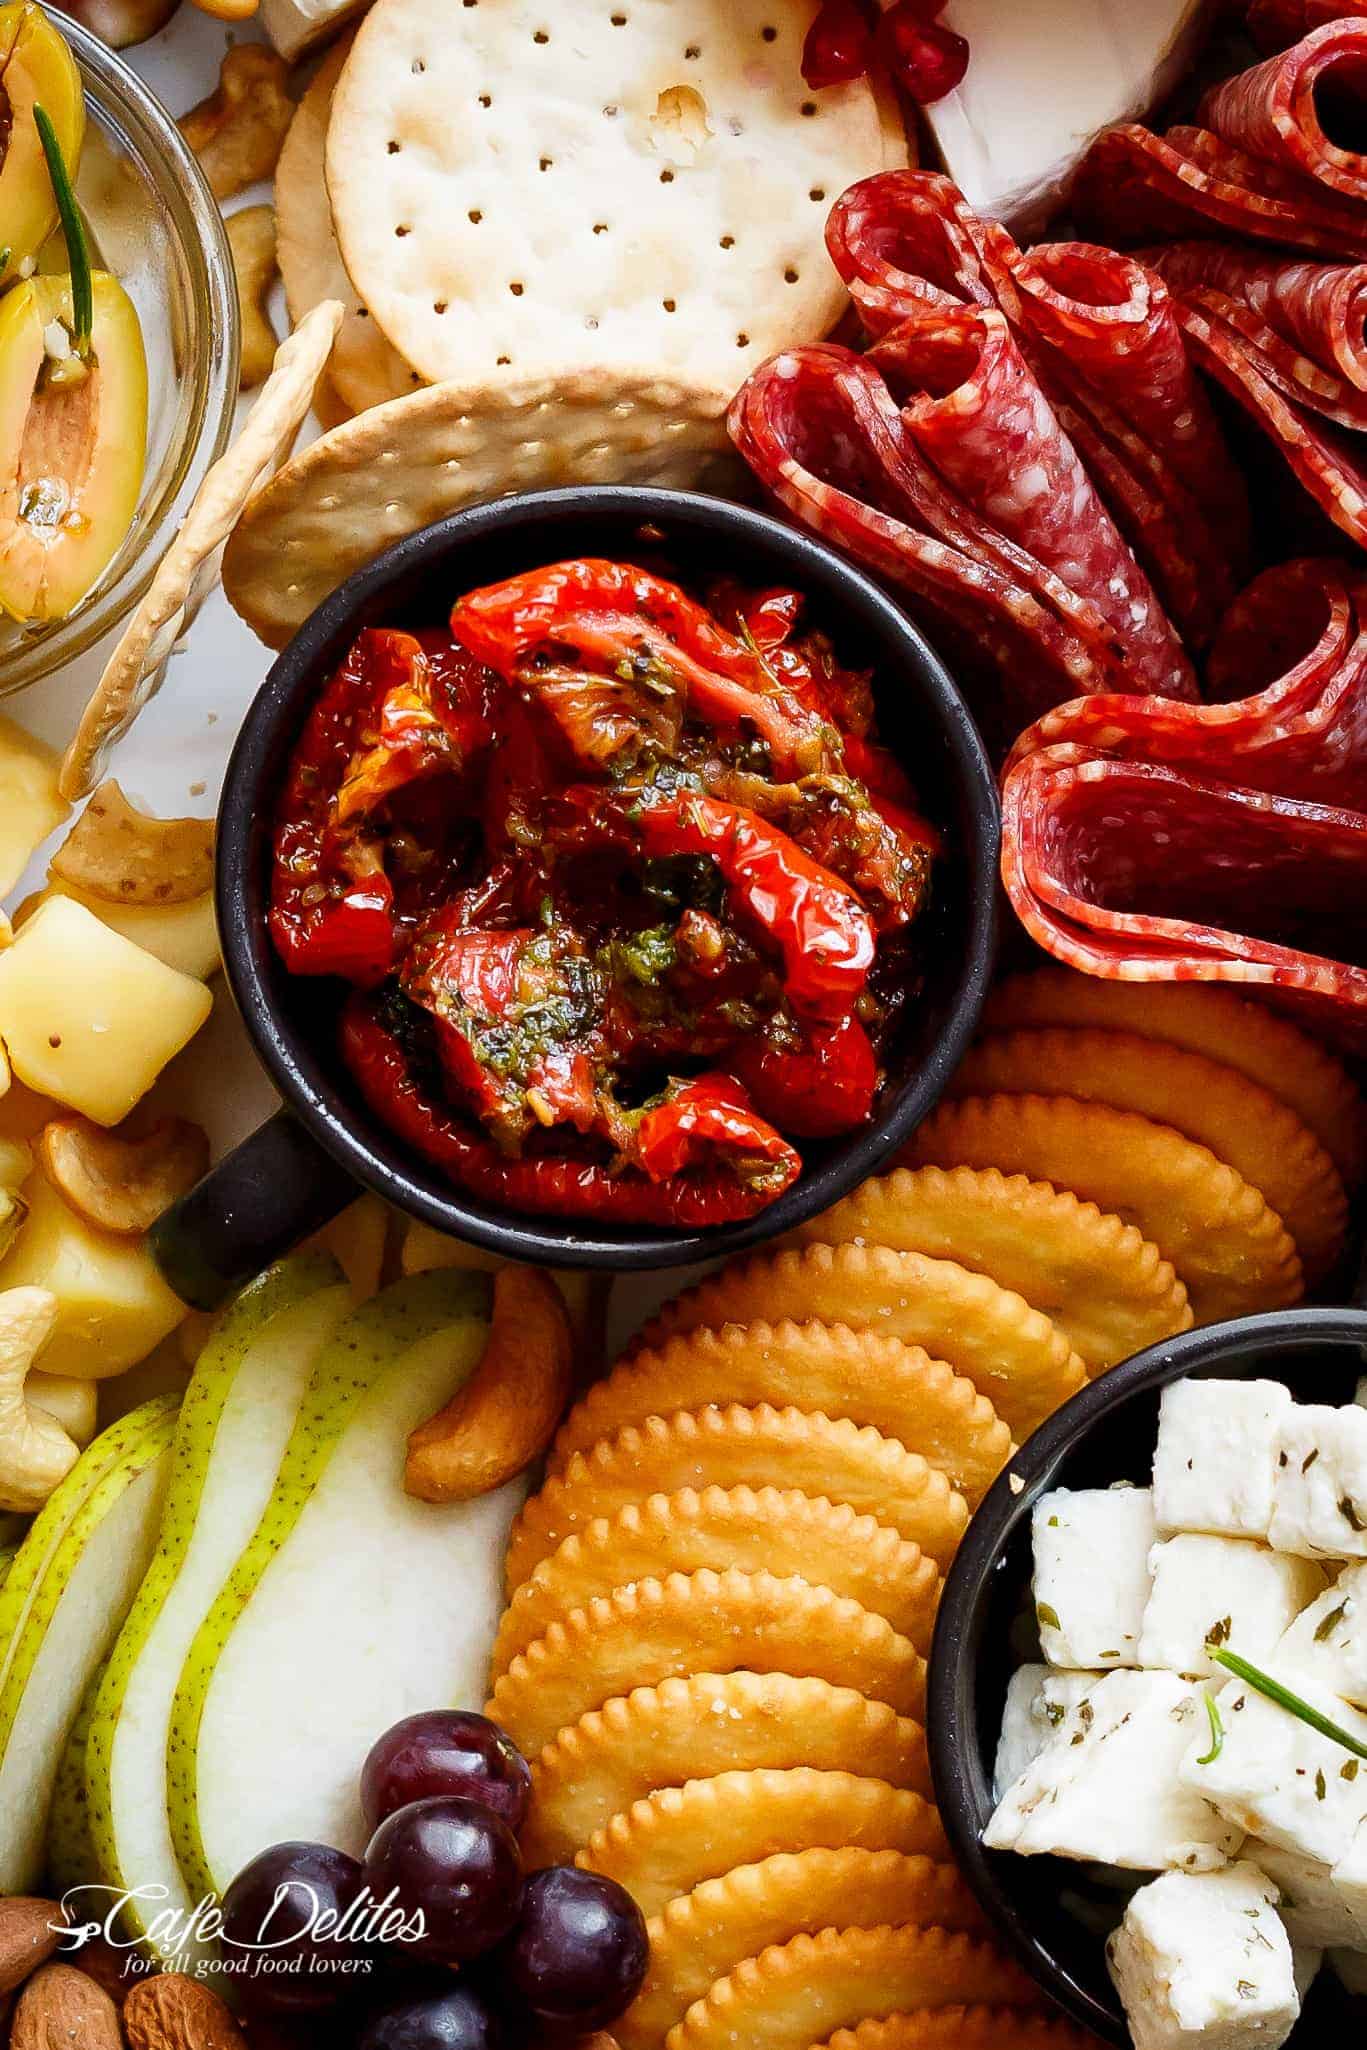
[[50, 782, 214, 908], [405, 1266, 573, 1502], [178, 46, 293, 203], [27, 1371, 98, 1446], [37, 1116, 209, 1237], [0, 1288, 80, 1513], [227, 206, 280, 392]]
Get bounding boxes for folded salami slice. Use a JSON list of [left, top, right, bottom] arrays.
[[826, 172, 1242, 651], [1001, 560, 1367, 1037], [1200, 20, 1367, 203]]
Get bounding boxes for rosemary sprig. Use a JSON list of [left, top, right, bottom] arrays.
[[34, 104, 92, 356], [1208, 1644, 1367, 1763], [1197, 1689, 1224, 1766]]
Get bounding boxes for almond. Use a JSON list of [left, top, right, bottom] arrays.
[[10, 1962, 123, 2049], [66, 1934, 157, 2009], [0, 1900, 68, 1999], [123, 1974, 248, 2050]]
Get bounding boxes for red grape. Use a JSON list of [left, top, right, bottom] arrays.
[[361, 1712, 531, 1834], [364, 1797, 522, 1964], [495, 1867, 648, 2032], [355, 1975, 503, 2049], [877, 4, 969, 101], [801, 0, 873, 89], [219, 1841, 366, 2016]]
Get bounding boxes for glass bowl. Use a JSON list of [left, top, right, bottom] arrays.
[[0, 6, 240, 695]]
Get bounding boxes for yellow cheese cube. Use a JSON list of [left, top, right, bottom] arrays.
[[0, 897, 212, 1125], [0, 717, 68, 895], [16, 881, 221, 982], [0, 1172, 186, 1377]]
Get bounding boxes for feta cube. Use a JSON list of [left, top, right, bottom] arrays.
[[1270, 1406, 1367, 1560], [1182, 1582, 1367, 1866], [1107, 1862, 1299, 2050], [1251, 1841, 1367, 1951], [986, 1670, 1243, 1871], [993, 1665, 1101, 1799], [1296, 1562, 1367, 1710], [1292, 1948, 1322, 2001], [1330, 1814, 1367, 1942], [1153, 1380, 1291, 1541], [1139, 1537, 1326, 1679], [1032, 1486, 1155, 1668]]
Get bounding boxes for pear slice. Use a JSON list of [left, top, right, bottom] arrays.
[[0, 3, 85, 289], [0, 1394, 176, 1892], [83, 1253, 351, 1965], [48, 1664, 99, 1897], [0, 271, 147, 624], [167, 1269, 526, 1894]]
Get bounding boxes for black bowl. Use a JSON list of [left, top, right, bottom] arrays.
[[930, 1308, 1367, 2043], [156, 487, 998, 1303]]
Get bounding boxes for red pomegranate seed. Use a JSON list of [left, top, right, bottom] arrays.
[[802, 0, 874, 88], [877, 6, 969, 102]]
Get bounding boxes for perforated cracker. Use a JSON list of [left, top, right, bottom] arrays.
[[815, 2012, 1102, 2050], [579, 1769, 948, 1918], [487, 1568, 926, 1758], [325, 0, 905, 390], [492, 1486, 941, 1677]]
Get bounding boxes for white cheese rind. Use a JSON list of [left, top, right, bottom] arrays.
[[1106, 1862, 1299, 2050], [1153, 1380, 1291, 1542], [922, 0, 1214, 235], [1270, 1406, 1367, 1561], [986, 1670, 1243, 1871], [1139, 1537, 1326, 1680], [1252, 1840, 1367, 1953], [993, 1665, 1101, 1800], [1033, 1486, 1156, 1669]]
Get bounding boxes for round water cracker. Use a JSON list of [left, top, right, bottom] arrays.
[[550, 1323, 1008, 1504], [493, 1487, 941, 1677], [221, 367, 738, 648], [634, 1248, 1086, 1444], [579, 1770, 948, 1920], [984, 966, 1367, 1188], [953, 1027, 1348, 1285], [666, 1926, 1038, 2050], [275, 36, 421, 416], [325, 0, 905, 393], [523, 1673, 931, 1867], [906, 1094, 1304, 1325], [60, 301, 345, 800], [816, 2013, 1102, 2050], [486, 1568, 926, 1761], [504, 1407, 968, 1593], [621, 1850, 984, 2050], [780, 1166, 1192, 1373]]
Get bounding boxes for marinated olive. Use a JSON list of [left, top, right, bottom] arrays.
[[0, 269, 147, 624], [0, 3, 85, 288]]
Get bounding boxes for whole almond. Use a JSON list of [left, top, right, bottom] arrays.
[[66, 1936, 157, 2009], [124, 1974, 248, 2050], [10, 1962, 123, 2049], [0, 1898, 67, 1998]]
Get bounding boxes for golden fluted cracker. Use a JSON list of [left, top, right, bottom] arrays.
[[222, 369, 736, 648], [579, 1770, 948, 1918], [781, 1167, 1191, 1372], [493, 1487, 941, 1678], [634, 1249, 1086, 1443], [503, 1407, 968, 1593], [666, 1926, 1038, 2050], [985, 965, 1367, 1186], [816, 2012, 1102, 2050], [488, 1569, 926, 1759], [907, 1094, 1303, 1325], [953, 1027, 1347, 1284], [621, 1851, 985, 2050], [275, 36, 420, 415], [550, 1323, 1009, 1501], [524, 1674, 931, 1866]]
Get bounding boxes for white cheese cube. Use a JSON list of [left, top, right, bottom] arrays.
[[1032, 1486, 1155, 1669], [1251, 1841, 1367, 1952], [1182, 1582, 1367, 1867], [993, 1665, 1101, 1799], [1292, 1948, 1322, 2001], [1271, 1406, 1367, 1561], [1139, 1537, 1327, 1679], [1153, 1380, 1291, 1541], [985, 1670, 1243, 1871], [1300, 1563, 1367, 1710], [1107, 1862, 1299, 2050], [1330, 1816, 1367, 1943]]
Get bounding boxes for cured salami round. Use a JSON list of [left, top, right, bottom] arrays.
[[1000, 560, 1367, 1038]]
